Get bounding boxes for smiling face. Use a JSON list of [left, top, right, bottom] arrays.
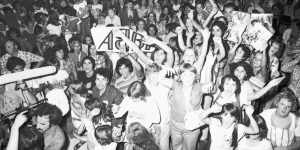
[[36, 115, 50, 133], [212, 25, 222, 37], [153, 49, 166, 65], [234, 66, 247, 81], [83, 59, 94, 73], [223, 78, 237, 94], [276, 98, 292, 117]]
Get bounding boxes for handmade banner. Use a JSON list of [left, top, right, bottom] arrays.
[[225, 11, 250, 43], [242, 22, 273, 51], [225, 11, 274, 51], [91, 26, 156, 53]]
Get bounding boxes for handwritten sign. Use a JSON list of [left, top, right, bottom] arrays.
[[91, 27, 156, 52], [225, 11, 250, 43], [242, 22, 273, 51], [225, 11, 274, 51]]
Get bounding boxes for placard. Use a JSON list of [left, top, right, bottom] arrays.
[[91, 26, 156, 53]]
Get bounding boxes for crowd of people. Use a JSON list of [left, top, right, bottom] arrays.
[[1, 0, 300, 150]]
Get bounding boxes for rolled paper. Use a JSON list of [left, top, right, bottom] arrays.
[[0, 66, 57, 85]]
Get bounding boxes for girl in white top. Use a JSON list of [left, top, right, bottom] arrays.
[[113, 81, 160, 129], [231, 62, 285, 106], [236, 115, 273, 150], [199, 103, 259, 150], [213, 74, 241, 107]]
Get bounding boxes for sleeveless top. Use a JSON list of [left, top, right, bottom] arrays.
[[260, 109, 297, 147], [209, 118, 235, 150]]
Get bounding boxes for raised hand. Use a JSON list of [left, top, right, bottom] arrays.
[[12, 111, 28, 129]]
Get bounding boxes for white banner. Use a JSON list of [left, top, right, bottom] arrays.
[[91, 26, 156, 53], [225, 11, 274, 51]]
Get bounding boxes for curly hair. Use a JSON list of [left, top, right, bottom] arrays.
[[230, 61, 254, 81], [126, 122, 159, 150], [34, 103, 63, 125]]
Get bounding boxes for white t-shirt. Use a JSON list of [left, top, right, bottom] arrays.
[[237, 138, 273, 150], [114, 96, 160, 128], [46, 24, 62, 36]]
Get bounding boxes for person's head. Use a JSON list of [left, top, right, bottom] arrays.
[[151, 48, 167, 65], [246, 115, 268, 141], [267, 39, 284, 58], [231, 62, 254, 81], [34, 103, 63, 133], [234, 44, 251, 62], [147, 24, 158, 37], [220, 103, 241, 125], [147, 12, 156, 23], [211, 21, 227, 37], [126, 122, 159, 150], [274, 89, 298, 117], [179, 63, 197, 85], [137, 19, 146, 31], [6, 56, 26, 73], [126, 0, 133, 9], [108, 8, 115, 17], [53, 47, 66, 60], [95, 52, 112, 69], [251, 52, 263, 69], [5, 39, 18, 55], [192, 31, 203, 46], [94, 125, 113, 145], [84, 35, 94, 45], [115, 57, 134, 77], [219, 74, 241, 96], [95, 68, 112, 90], [69, 36, 82, 53], [127, 81, 148, 99], [223, 2, 236, 19], [82, 56, 96, 73], [19, 126, 44, 150], [182, 49, 197, 65]]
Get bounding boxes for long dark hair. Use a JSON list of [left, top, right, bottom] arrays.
[[208, 103, 241, 149]]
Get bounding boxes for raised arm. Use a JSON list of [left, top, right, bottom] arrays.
[[176, 27, 188, 51], [146, 36, 174, 67], [113, 29, 154, 66], [203, 0, 219, 28], [194, 28, 210, 73], [6, 112, 28, 150], [248, 76, 285, 101]]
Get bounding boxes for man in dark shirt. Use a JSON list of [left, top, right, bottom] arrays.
[[92, 68, 124, 105]]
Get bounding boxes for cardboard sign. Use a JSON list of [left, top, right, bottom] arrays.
[[225, 11, 274, 51], [242, 22, 273, 51], [91, 26, 156, 53], [225, 11, 250, 43]]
